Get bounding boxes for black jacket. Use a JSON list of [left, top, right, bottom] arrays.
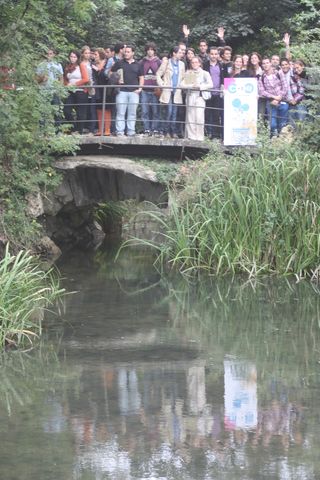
[[203, 60, 225, 88], [93, 67, 114, 104]]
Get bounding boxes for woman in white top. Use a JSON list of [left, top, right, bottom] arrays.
[[63, 50, 89, 134], [181, 56, 213, 141], [80, 45, 97, 134], [247, 52, 263, 79]]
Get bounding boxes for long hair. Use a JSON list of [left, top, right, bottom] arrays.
[[247, 52, 262, 76], [80, 45, 91, 61], [169, 46, 180, 58], [231, 55, 243, 77], [64, 50, 80, 81], [186, 47, 195, 68]]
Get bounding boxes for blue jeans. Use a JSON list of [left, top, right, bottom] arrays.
[[163, 93, 179, 135], [116, 90, 140, 135], [141, 91, 160, 132], [266, 101, 289, 135]]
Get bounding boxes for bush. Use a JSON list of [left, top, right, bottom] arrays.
[[126, 141, 320, 278], [0, 246, 65, 349]]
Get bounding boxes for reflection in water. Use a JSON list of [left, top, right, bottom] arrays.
[[0, 246, 320, 479], [224, 359, 257, 431], [118, 368, 141, 415], [187, 363, 206, 415]]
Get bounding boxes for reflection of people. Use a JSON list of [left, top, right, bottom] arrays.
[[187, 363, 206, 414], [118, 368, 141, 415]]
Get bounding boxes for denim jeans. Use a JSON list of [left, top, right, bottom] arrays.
[[163, 93, 179, 135], [141, 90, 160, 132], [266, 101, 289, 135], [116, 90, 140, 135]]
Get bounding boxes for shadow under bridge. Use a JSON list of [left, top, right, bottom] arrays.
[[54, 155, 168, 207]]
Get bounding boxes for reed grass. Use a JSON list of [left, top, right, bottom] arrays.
[[124, 141, 320, 277], [0, 246, 65, 349]]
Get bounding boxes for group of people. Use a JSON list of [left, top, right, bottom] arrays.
[[35, 27, 309, 141]]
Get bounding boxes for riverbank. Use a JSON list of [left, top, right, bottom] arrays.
[[125, 138, 320, 279]]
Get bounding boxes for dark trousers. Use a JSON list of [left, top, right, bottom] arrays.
[[111, 103, 116, 134], [51, 93, 62, 128], [86, 95, 98, 133], [205, 95, 223, 138], [177, 103, 186, 137], [64, 90, 88, 134]]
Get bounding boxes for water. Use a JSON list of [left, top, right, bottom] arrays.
[[1, 245, 320, 480]]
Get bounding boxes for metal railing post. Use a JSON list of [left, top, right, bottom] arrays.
[[101, 85, 107, 144], [179, 87, 187, 161]]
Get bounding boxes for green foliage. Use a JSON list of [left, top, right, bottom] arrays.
[[0, 81, 79, 248], [289, 0, 320, 63], [83, 0, 303, 54], [134, 157, 180, 184], [0, 246, 65, 349], [1, 0, 319, 252], [0, 0, 98, 56], [85, 0, 132, 47], [287, 1, 320, 150], [123, 141, 320, 278], [94, 201, 126, 230]]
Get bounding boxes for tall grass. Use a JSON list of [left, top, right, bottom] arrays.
[[0, 246, 65, 349], [123, 141, 320, 277]]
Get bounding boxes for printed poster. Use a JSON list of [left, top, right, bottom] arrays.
[[224, 78, 258, 146]]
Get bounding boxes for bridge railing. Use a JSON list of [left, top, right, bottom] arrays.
[[59, 83, 230, 140], [7, 83, 308, 142]]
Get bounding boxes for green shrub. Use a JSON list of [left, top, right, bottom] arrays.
[[123, 141, 320, 278], [0, 246, 65, 349]]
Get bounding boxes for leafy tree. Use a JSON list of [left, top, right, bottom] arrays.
[[0, 1, 88, 248], [290, 0, 320, 62], [0, 0, 319, 249], [288, 0, 320, 149], [84, 0, 302, 54], [0, 0, 97, 56]]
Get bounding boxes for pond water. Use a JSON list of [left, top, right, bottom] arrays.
[[1, 243, 320, 480]]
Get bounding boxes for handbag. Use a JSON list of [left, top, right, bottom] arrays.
[[154, 87, 162, 98], [201, 90, 212, 101], [200, 71, 212, 100], [88, 86, 95, 96]]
